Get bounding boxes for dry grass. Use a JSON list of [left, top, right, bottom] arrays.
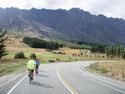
[[6, 37, 47, 53], [88, 60, 125, 81], [5, 37, 107, 60], [60, 47, 81, 55]]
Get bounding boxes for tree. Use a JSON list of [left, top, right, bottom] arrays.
[[0, 29, 8, 59], [91, 44, 106, 53], [105, 45, 125, 59]]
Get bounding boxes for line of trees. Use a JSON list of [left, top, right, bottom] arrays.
[[0, 29, 8, 59], [105, 45, 125, 58], [90, 43, 125, 59], [91, 45, 106, 53], [23, 37, 63, 50]]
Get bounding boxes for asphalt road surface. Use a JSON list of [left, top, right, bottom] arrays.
[[1, 61, 125, 94]]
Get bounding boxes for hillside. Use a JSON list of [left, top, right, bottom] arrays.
[[4, 37, 51, 59], [0, 7, 125, 45]]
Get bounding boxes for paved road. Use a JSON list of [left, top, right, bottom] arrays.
[[1, 61, 125, 94]]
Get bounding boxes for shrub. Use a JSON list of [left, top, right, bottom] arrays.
[[14, 52, 26, 59], [101, 67, 108, 73], [48, 60, 55, 62], [89, 64, 108, 73]]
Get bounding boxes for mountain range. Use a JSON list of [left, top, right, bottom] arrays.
[[0, 7, 125, 45]]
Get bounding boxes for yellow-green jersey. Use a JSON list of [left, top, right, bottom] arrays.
[[27, 60, 36, 70]]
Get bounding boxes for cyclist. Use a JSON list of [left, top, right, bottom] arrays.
[[27, 53, 36, 83]]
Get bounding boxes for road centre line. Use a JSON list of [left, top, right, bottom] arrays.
[[57, 68, 79, 94]]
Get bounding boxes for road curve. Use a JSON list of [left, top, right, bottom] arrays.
[[1, 61, 125, 94]]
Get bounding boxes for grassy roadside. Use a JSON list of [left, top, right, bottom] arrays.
[[87, 60, 125, 82], [0, 59, 26, 76]]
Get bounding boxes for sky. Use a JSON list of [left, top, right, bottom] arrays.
[[0, 0, 125, 19]]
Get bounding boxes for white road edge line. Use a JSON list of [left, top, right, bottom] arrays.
[[0, 74, 23, 88], [7, 75, 27, 94], [76, 68, 125, 94], [57, 69, 75, 94]]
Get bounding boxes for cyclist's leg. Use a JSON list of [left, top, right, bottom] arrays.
[[28, 69, 32, 83], [28, 69, 31, 77], [37, 65, 39, 74], [35, 65, 38, 74], [31, 70, 34, 80]]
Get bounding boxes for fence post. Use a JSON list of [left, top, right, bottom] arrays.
[[109, 66, 112, 72], [122, 68, 125, 78]]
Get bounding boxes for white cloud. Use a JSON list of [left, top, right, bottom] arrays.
[[0, 0, 125, 19]]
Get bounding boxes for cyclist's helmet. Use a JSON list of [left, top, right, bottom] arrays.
[[30, 53, 36, 59]]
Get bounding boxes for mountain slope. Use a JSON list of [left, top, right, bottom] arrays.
[[0, 7, 125, 45]]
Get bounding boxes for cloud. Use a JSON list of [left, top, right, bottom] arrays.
[[0, 0, 125, 19]]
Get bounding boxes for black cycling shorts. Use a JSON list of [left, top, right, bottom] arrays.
[[28, 69, 34, 73], [36, 65, 39, 69]]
